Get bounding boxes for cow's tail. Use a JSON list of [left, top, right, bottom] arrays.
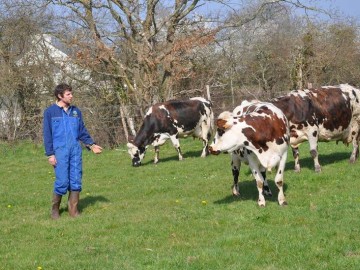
[[208, 101, 215, 139]]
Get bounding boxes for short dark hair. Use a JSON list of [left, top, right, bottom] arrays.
[[54, 83, 72, 101]]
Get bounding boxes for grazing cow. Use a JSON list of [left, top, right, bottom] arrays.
[[271, 84, 360, 172], [209, 100, 290, 206], [127, 97, 214, 166]]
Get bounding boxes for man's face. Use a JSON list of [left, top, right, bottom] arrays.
[[59, 90, 73, 105]]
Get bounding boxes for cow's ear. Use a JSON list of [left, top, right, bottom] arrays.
[[127, 142, 135, 149], [216, 111, 233, 129], [216, 118, 232, 129]]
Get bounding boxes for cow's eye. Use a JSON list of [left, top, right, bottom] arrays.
[[217, 128, 225, 136]]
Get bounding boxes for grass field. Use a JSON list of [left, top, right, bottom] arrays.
[[1, 139, 360, 270]]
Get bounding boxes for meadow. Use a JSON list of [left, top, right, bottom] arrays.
[[1, 139, 360, 270]]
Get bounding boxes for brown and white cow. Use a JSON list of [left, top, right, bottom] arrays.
[[209, 100, 290, 206], [127, 97, 214, 166], [271, 84, 360, 172]]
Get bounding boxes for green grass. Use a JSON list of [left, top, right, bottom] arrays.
[[1, 139, 360, 269]]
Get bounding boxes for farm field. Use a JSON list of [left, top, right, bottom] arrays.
[[1, 140, 360, 270]]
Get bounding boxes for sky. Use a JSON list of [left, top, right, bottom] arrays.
[[197, 1, 360, 22], [317, 0, 360, 19]]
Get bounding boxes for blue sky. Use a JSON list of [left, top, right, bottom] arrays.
[[320, 0, 360, 18], [198, 1, 360, 21], [301, 0, 360, 19]]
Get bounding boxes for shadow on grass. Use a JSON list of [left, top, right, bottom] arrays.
[[141, 145, 353, 168], [285, 151, 351, 171], [214, 179, 288, 205], [60, 195, 110, 214], [212, 150, 350, 205], [79, 195, 109, 212], [140, 150, 205, 166]]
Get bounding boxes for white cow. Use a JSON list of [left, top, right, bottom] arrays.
[[272, 84, 360, 172], [127, 97, 214, 166], [209, 101, 290, 206]]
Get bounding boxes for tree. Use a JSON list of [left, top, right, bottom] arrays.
[[0, 1, 55, 141], [2, 0, 359, 145], [317, 23, 360, 86], [45, 1, 218, 101]]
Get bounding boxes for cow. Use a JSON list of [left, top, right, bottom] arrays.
[[127, 97, 214, 166], [209, 100, 290, 206], [271, 84, 360, 172]]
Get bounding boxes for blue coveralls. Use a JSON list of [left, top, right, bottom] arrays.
[[43, 104, 95, 196]]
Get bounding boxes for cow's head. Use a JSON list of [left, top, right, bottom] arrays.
[[209, 111, 239, 154], [127, 142, 146, 167]]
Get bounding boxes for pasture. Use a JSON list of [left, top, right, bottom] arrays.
[[1, 140, 360, 269]]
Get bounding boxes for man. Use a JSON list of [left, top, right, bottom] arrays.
[[43, 83, 102, 219]]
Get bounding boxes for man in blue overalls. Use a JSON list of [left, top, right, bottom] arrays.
[[43, 83, 102, 219]]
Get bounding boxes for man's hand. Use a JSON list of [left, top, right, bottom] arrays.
[[91, 144, 103, 154], [48, 155, 57, 166]]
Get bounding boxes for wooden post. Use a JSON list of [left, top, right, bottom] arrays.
[[206, 85, 211, 101]]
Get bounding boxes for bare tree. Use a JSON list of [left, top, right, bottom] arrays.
[[39, 0, 223, 142], [45, 1, 218, 100], [2, 0, 359, 146], [0, 1, 55, 141], [208, 0, 360, 102]]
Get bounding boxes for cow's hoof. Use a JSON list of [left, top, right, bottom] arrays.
[[315, 166, 321, 173], [258, 200, 266, 207], [231, 185, 240, 196], [280, 201, 288, 206]]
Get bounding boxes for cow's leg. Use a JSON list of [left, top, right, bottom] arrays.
[[152, 134, 169, 164], [311, 148, 321, 172], [200, 122, 211, 157], [308, 131, 321, 172], [349, 138, 359, 164], [231, 152, 241, 196], [200, 139, 209, 158], [169, 135, 183, 161], [247, 155, 266, 207], [261, 168, 272, 197], [349, 123, 360, 163], [154, 146, 160, 164], [292, 147, 301, 173], [275, 152, 288, 206]]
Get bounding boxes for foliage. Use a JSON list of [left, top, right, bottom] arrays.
[[1, 1, 360, 146], [0, 2, 57, 141], [44, 0, 217, 105], [1, 140, 360, 269]]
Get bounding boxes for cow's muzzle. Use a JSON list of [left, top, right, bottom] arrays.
[[132, 159, 142, 167], [209, 146, 221, 155]]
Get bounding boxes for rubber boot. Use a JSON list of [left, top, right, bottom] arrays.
[[51, 193, 62, 219], [68, 191, 80, 217]]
